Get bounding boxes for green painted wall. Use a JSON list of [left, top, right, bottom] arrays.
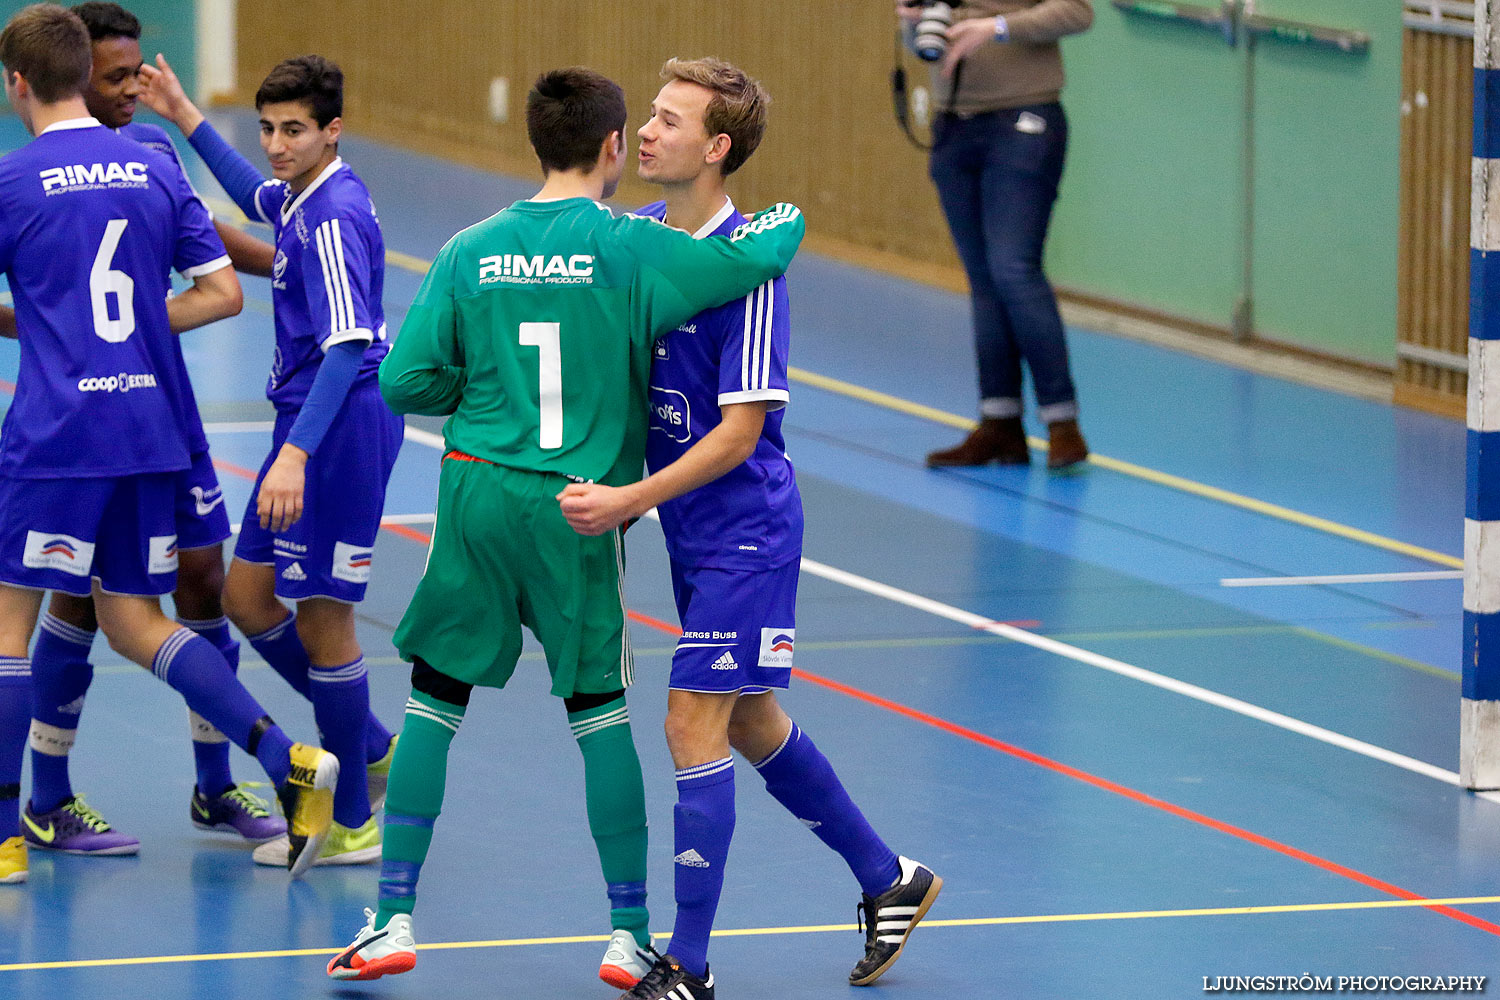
[[0, 0, 196, 106], [1049, 1, 1400, 366]]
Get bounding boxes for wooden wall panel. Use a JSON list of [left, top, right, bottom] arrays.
[[1396, 22, 1472, 417], [235, 1, 958, 266]]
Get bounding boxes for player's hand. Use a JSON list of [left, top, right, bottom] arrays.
[[257, 444, 308, 533], [556, 483, 641, 537], [942, 17, 998, 76], [896, 1, 922, 24], [138, 54, 205, 135]]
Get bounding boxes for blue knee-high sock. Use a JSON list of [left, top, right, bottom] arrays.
[[179, 616, 236, 797], [667, 758, 735, 979], [309, 656, 372, 827], [152, 628, 293, 786], [27, 615, 94, 813], [247, 612, 391, 765], [753, 724, 901, 895], [0, 658, 29, 839]]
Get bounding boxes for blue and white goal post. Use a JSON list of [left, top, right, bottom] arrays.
[[1464, 0, 1500, 789]]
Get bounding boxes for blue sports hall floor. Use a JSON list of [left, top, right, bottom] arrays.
[[0, 110, 1489, 999]]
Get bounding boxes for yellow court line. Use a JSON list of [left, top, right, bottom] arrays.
[[4, 896, 1497, 973], [208, 197, 1461, 570], [790, 366, 1462, 570]]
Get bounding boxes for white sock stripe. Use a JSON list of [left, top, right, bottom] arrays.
[[152, 627, 197, 682], [404, 704, 460, 733], [309, 658, 368, 682], [568, 706, 629, 734], [569, 716, 629, 740], [676, 757, 734, 782], [404, 696, 463, 723], [246, 613, 296, 644], [0, 657, 30, 678], [40, 614, 95, 647]]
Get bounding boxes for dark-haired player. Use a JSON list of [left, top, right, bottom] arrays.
[[558, 58, 941, 1000], [3, 1, 286, 857], [141, 53, 400, 867], [0, 2, 337, 884], [324, 66, 804, 987]]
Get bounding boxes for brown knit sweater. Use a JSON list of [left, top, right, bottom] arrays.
[[926, 0, 1094, 114]]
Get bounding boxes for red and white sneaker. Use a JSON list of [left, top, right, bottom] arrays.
[[327, 908, 416, 981], [599, 928, 653, 988]]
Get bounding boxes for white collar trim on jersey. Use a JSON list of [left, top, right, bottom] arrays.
[[39, 116, 102, 135], [691, 196, 736, 240], [280, 156, 344, 223]]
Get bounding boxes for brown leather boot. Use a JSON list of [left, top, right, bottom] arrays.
[[1046, 418, 1089, 470], [925, 417, 1029, 467]]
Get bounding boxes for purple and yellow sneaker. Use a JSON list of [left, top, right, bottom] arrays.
[[23, 795, 139, 855], [191, 784, 286, 844]]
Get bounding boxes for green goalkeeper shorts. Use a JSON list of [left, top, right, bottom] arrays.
[[392, 452, 634, 696]]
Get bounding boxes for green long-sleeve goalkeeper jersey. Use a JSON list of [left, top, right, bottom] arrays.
[[379, 197, 804, 486]]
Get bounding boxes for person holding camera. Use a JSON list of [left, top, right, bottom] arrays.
[[900, 0, 1093, 470]]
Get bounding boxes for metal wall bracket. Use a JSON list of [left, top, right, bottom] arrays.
[[1110, 0, 1240, 46]]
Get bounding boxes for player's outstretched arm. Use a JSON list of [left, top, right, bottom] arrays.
[[167, 264, 243, 333], [558, 400, 769, 536], [378, 246, 466, 416], [216, 219, 275, 277], [141, 55, 271, 223], [621, 203, 805, 335]]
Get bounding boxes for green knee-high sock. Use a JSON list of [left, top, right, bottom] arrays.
[[569, 695, 650, 948], [376, 690, 466, 930]]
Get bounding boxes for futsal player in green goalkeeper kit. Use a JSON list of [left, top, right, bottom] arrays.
[[327, 67, 805, 986]]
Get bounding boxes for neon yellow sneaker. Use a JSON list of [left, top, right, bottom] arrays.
[[0, 835, 27, 884], [252, 815, 380, 867], [274, 743, 338, 878], [367, 734, 398, 813]]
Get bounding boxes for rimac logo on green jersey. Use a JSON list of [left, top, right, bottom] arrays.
[[479, 254, 595, 286]]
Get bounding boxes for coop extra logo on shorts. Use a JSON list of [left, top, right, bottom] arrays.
[[22, 531, 95, 576], [77, 372, 158, 394], [758, 628, 795, 668]]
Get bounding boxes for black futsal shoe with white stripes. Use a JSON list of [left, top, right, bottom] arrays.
[[850, 856, 943, 986], [619, 950, 714, 1000]]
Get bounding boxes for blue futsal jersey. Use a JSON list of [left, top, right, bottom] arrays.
[[0, 118, 228, 478], [118, 120, 212, 456], [637, 199, 803, 570], [240, 158, 388, 410]]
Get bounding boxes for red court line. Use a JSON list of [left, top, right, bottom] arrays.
[[623, 601, 1500, 937], [0, 379, 13, 394]]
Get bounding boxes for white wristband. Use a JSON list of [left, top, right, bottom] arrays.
[[994, 15, 1009, 41]]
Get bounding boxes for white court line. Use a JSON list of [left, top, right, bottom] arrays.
[[228, 513, 434, 535], [203, 421, 276, 434], [396, 422, 1500, 805], [1221, 571, 1464, 587]]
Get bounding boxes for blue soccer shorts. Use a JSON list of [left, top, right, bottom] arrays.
[[668, 559, 798, 694], [234, 381, 403, 603], [0, 472, 179, 597], [174, 448, 233, 551]]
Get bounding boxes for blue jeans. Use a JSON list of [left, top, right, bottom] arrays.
[[929, 102, 1077, 422]]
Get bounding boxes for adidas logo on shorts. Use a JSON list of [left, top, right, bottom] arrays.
[[674, 849, 710, 868], [710, 651, 737, 671], [282, 562, 307, 582]]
